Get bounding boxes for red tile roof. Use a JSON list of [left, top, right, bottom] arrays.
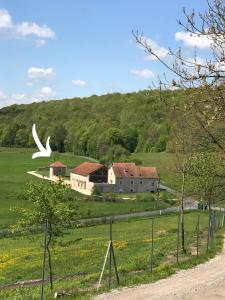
[[72, 162, 104, 176], [50, 161, 66, 168], [112, 162, 136, 167], [112, 164, 159, 179]]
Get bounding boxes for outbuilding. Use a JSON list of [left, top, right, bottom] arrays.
[[49, 161, 66, 178], [70, 162, 107, 194]]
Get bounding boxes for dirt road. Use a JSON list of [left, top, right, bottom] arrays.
[[95, 237, 225, 300]]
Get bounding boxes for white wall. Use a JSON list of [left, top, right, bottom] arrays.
[[108, 167, 116, 184], [70, 173, 94, 195]]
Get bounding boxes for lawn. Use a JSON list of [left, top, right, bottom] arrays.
[[0, 211, 224, 299], [0, 148, 174, 228], [0, 148, 91, 227]]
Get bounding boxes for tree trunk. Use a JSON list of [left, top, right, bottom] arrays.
[[180, 169, 186, 253], [47, 223, 53, 290], [207, 196, 212, 251]]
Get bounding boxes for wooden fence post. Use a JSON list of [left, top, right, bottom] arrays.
[[41, 219, 48, 300], [97, 241, 111, 291], [222, 209, 225, 227], [150, 218, 154, 273], [197, 215, 200, 257], [207, 210, 212, 252], [177, 213, 180, 263], [97, 219, 119, 291], [109, 220, 112, 288]]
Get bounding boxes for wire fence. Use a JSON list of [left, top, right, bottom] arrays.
[[0, 209, 224, 298]]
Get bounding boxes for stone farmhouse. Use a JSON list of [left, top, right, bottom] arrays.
[[49, 161, 159, 195], [108, 162, 159, 193]]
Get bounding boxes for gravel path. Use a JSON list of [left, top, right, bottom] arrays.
[[26, 171, 52, 181], [95, 237, 225, 300]]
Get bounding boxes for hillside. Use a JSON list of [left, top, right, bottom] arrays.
[[0, 148, 175, 228], [0, 90, 182, 161]]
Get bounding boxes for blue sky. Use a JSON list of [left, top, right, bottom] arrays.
[[0, 0, 209, 108]]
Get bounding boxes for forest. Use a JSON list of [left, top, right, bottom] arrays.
[[0, 89, 181, 162]]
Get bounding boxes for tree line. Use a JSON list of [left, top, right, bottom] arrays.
[[0, 90, 181, 162]]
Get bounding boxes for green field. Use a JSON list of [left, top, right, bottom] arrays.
[[0, 148, 175, 228], [0, 211, 223, 299], [0, 148, 93, 227], [0, 148, 224, 300]]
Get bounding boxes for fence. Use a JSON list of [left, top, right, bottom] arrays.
[[0, 209, 224, 299]]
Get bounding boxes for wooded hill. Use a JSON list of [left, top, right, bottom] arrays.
[[0, 90, 182, 161]]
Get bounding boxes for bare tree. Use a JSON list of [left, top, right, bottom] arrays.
[[133, 0, 225, 150], [133, 0, 225, 255], [170, 105, 194, 252]]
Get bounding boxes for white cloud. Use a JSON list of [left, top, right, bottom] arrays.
[[72, 79, 87, 87], [26, 82, 33, 87], [16, 22, 55, 39], [189, 56, 206, 65], [40, 86, 55, 97], [0, 9, 12, 28], [11, 93, 26, 102], [30, 87, 56, 102], [175, 31, 212, 49], [0, 90, 7, 99], [28, 67, 56, 80], [0, 87, 56, 108], [215, 61, 225, 72], [130, 68, 155, 78], [138, 37, 169, 61], [0, 8, 55, 46], [35, 39, 46, 47], [0, 91, 27, 108]]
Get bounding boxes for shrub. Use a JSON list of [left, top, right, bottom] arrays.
[[160, 192, 169, 201], [91, 185, 101, 196], [136, 193, 155, 202]]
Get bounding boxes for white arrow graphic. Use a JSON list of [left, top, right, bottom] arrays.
[[32, 124, 52, 159]]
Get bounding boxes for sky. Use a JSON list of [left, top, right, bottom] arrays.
[[0, 0, 210, 108]]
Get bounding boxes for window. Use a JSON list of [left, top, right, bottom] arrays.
[[131, 180, 134, 185], [140, 180, 142, 184], [152, 182, 154, 186], [130, 189, 133, 192], [120, 180, 123, 185]]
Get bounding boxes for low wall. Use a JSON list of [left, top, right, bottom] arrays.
[[94, 183, 116, 193]]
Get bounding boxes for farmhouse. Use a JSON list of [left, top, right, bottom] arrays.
[[70, 162, 108, 195], [47, 160, 159, 195], [49, 161, 66, 179], [70, 161, 159, 195], [108, 163, 159, 193]]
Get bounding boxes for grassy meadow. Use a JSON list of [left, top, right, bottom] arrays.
[[0, 148, 176, 228], [0, 148, 91, 227], [0, 148, 224, 300], [0, 211, 224, 299]]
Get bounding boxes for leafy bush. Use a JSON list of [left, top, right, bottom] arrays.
[[91, 185, 101, 196], [136, 194, 155, 202], [160, 192, 169, 201]]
